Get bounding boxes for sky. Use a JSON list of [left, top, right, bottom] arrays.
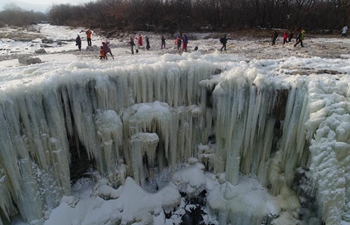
[[0, 0, 95, 12], [2, 24, 350, 225]]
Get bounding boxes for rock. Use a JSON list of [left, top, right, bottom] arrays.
[[13, 38, 32, 42], [42, 38, 54, 43], [308, 217, 322, 225], [86, 45, 99, 51], [109, 43, 118, 48], [40, 44, 52, 48], [187, 157, 198, 165], [18, 56, 42, 65], [35, 48, 46, 54]]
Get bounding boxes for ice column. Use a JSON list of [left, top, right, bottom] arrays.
[[213, 68, 310, 191], [95, 110, 123, 180], [131, 133, 159, 185], [214, 68, 279, 185], [121, 102, 175, 174]]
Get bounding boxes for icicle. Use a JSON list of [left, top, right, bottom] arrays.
[[131, 133, 159, 185], [242, 86, 257, 159], [255, 118, 275, 185], [14, 159, 43, 223], [95, 110, 123, 176], [66, 81, 100, 163], [0, 105, 22, 202], [0, 166, 17, 222], [60, 87, 74, 137], [166, 67, 180, 107]]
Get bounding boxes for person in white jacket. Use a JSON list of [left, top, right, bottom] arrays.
[[342, 26, 348, 37]]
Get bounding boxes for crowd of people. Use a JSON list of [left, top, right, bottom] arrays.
[[126, 33, 190, 55], [73, 26, 349, 58], [75, 30, 195, 57], [270, 29, 303, 47], [76, 29, 94, 51], [270, 25, 348, 48]]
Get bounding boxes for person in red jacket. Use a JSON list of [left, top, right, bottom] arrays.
[[102, 41, 114, 59], [282, 31, 288, 44], [138, 34, 143, 47], [85, 29, 92, 46], [99, 46, 107, 60]]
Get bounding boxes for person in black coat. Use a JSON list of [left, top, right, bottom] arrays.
[[220, 34, 228, 51], [271, 30, 278, 45], [294, 29, 305, 47], [146, 36, 150, 50], [288, 31, 294, 42], [76, 35, 81, 51]]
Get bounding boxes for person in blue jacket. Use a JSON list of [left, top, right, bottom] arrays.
[[183, 34, 188, 52]]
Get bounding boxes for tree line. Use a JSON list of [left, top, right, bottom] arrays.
[[48, 0, 350, 33], [1, 0, 349, 33], [0, 3, 48, 27]]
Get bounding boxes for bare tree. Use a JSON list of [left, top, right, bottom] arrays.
[[48, 4, 73, 25], [44, 0, 350, 33], [0, 3, 47, 26]]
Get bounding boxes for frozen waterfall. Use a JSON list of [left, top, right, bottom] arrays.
[[0, 52, 350, 225]]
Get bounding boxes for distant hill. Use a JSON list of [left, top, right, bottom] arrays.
[[0, 0, 49, 13]]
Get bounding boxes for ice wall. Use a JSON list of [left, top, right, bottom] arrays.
[[0, 53, 349, 225], [213, 68, 310, 190], [307, 77, 350, 225], [0, 56, 216, 224], [209, 67, 310, 224]]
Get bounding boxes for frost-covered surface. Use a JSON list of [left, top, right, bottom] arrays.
[[1, 25, 350, 225]]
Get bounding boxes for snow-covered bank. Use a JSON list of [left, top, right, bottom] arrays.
[[2, 23, 350, 66]]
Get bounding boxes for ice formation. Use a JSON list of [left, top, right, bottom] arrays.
[[0, 52, 350, 225]]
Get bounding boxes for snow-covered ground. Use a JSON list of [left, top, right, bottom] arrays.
[[1, 23, 350, 67], [2, 24, 350, 225]]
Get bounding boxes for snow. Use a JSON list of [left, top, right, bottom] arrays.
[[1, 24, 350, 225], [43, 176, 181, 225]]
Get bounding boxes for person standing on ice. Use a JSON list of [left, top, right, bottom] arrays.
[[294, 29, 305, 47], [161, 35, 166, 49], [220, 34, 227, 51], [288, 30, 294, 42], [271, 30, 278, 45], [130, 35, 135, 54], [138, 34, 143, 48], [99, 46, 107, 60], [342, 25, 348, 36], [145, 36, 150, 50], [102, 41, 114, 59], [75, 35, 81, 51], [182, 34, 188, 52], [175, 34, 182, 53], [282, 31, 288, 44], [85, 29, 93, 46]]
